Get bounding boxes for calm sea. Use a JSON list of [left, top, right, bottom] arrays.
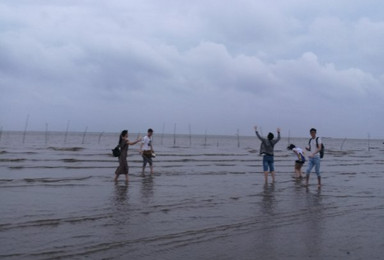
[[0, 131, 383, 259]]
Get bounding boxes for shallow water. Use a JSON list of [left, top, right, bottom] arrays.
[[0, 132, 383, 259]]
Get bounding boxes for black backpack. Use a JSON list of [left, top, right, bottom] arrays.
[[308, 137, 324, 159], [112, 145, 121, 157]]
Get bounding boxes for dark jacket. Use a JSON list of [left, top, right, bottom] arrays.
[[255, 131, 280, 155]]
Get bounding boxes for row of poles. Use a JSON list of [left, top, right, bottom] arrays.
[[0, 115, 376, 150], [6, 117, 241, 147]]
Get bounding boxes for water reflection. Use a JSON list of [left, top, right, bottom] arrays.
[[261, 183, 276, 216], [303, 188, 324, 257], [257, 183, 277, 257], [110, 183, 130, 226], [141, 175, 154, 202], [114, 183, 129, 203]]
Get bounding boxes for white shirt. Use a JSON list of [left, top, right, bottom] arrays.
[[309, 137, 322, 157], [142, 136, 152, 151], [293, 147, 303, 155], [293, 147, 304, 160]]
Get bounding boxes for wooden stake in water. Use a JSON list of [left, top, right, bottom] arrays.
[[340, 138, 347, 151], [368, 133, 371, 151], [0, 126, 3, 143], [236, 129, 240, 148], [188, 124, 192, 146], [287, 129, 291, 145], [82, 126, 88, 144], [204, 129, 207, 147], [173, 123, 176, 146], [160, 123, 165, 146], [98, 132, 104, 144], [64, 120, 70, 144], [45, 123, 49, 145], [22, 114, 30, 144]]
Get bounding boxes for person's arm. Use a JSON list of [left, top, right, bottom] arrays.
[[127, 136, 142, 146], [306, 138, 311, 151], [139, 137, 145, 154], [254, 126, 263, 141], [310, 150, 319, 157]]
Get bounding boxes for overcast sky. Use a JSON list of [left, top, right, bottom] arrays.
[[1, 0, 383, 138]]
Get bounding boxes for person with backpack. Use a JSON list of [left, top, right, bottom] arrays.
[[305, 128, 323, 188], [287, 144, 306, 180], [254, 125, 281, 184], [114, 130, 142, 182]]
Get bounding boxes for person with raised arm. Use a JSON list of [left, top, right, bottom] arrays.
[[115, 130, 142, 182], [254, 126, 281, 184]]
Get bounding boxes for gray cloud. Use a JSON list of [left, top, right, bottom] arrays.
[[1, 0, 384, 138]]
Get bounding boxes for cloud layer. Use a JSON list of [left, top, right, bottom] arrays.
[[1, 0, 384, 138]]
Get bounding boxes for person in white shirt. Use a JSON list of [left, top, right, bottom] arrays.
[[140, 128, 154, 176], [287, 144, 306, 180], [305, 128, 322, 188]]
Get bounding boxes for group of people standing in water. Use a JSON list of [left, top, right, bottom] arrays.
[[114, 126, 323, 188], [255, 126, 323, 188], [114, 128, 154, 182]]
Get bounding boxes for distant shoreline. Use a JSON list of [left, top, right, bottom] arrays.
[[1, 130, 383, 141]]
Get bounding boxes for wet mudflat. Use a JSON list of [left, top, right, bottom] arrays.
[[1, 132, 383, 259]]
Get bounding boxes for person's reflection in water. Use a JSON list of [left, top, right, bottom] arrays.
[[261, 183, 276, 216], [257, 183, 277, 257], [303, 187, 324, 258], [111, 183, 130, 226], [141, 175, 154, 203], [114, 182, 129, 203]]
